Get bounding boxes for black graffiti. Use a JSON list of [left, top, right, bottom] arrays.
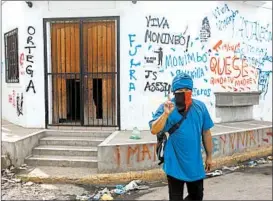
[[145, 30, 190, 47], [144, 56, 156, 64], [144, 81, 170, 92], [16, 93, 23, 116], [146, 15, 170, 29], [26, 65, 34, 77], [154, 47, 163, 66], [145, 70, 158, 80], [200, 17, 211, 42], [25, 46, 36, 54], [26, 80, 36, 93], [27, 26, 36, 35], [25, 26, 36, 94], [26, 55, 34, 63]]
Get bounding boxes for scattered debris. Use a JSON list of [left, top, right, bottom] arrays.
[[206, 170, 223, 177], [267, 156, 272, 160], [24, 181, 34, 186], [12, 178, 21, 183], [100, 194, 114, 200], [222, 166, 240, 171], [248, 161, 258, 167], [93, 188, 111, 200], [255, 158, 267, 164], [76, 195, 92, 201]]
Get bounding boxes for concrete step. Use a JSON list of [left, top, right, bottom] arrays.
[[25, 155, 98, 168], [45, 130, 112, 138], [39, 136, 105, 146], [32, 145, 98, 157]]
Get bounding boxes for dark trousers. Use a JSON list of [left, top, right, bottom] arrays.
[[167, 175, 204, 201]]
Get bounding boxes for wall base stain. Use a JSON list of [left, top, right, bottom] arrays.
[[17, 146, 272, 185]]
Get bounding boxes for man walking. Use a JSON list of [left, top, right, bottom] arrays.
[[149, 73, 214, 201]]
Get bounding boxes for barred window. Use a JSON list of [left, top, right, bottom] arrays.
[[4, 28, 19, 83]]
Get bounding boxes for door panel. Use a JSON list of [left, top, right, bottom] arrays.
[[49, 19, 117, 126], [51, 23, 80, 123], [82, 21, 116, 125]]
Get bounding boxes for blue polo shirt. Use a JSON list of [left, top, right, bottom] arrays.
[[149, 98, 214, 182]]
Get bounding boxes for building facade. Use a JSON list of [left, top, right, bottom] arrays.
[[2, 1, 272, 130]]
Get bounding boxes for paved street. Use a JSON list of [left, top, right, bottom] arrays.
[[129, 164, 272, 200], [2, 163, 272, 200]]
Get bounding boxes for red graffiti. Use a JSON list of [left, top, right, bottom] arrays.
[[115, 145, 121, 168], [8, 95, 12, 103], [19, 53, 25, 75], [126, 144, 156, 166], [221, 42, 240, 52], [12, 90, 15, 108], [213, 40, 223, 52], [210, 56, 249, 78], [19, 53, 24, 66]]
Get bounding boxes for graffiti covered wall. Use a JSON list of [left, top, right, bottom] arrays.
[[120, 1, 272, 130], [2, 1, 272, 129], [98, 127, 272, 173]]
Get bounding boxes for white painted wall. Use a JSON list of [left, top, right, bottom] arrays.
[[120, 1, 272, 130], [2, 1, 27, 127], [2, 1, 272, 129]]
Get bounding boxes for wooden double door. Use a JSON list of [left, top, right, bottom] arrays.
[[48, 19, 117, 126]]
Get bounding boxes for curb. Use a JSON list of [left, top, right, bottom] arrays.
[[17, 146, 272, 185]]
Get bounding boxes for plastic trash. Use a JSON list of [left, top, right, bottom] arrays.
[[267, 156, 273, 160], [93, 194, 101, 201], [124, 180, 148, 191], [93, 188, 111, 200], [135, 185, 150, 190], [100, 194, 113, 200], [76, 195, 90, 201], [130, 127, 141, 140], [248, 161, 257, 167], [115, 185, 124, 190], [113, 188, 125, 195], [255, 158, 267, 164], [124, 180, 139, 191], [206, 170, 223, 177], [222, 166, 240, 171]]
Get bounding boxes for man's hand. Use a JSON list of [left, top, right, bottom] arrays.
[[164, 94, 175, 115], [205, 156, 213, 172]]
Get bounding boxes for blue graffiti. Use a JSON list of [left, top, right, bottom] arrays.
[[212, 4, 230, 19], [216, 10, 239, 31], [172, 67, 205, 79], [192, 88, 211, 97], [258, 70, 272, 99], [234, 42, 272, 69], [129, 69, 137, 81], [128, 34, 142, 102], [213, 4, 239, 31], [201, 137, 220, 155], [165, 52, 207, 69], [262, 53, 272, 63], [233, 16, 272, 43]]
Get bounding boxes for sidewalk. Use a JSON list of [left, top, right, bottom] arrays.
[[2, 119, 43, 142]]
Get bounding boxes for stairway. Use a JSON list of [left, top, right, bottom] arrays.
[[25, 130, 112, 168]]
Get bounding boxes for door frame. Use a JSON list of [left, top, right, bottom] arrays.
[[43, 16, 121, 129]]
